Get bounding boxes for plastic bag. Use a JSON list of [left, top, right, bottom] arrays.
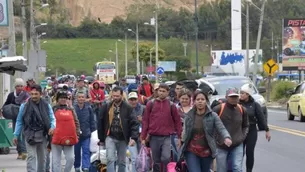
[[167, 162, 177, 172], [90, 130, 99, 153], [135, 146, 151, 172], [90, 148, 107, 165]]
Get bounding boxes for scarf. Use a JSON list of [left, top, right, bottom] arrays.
[[108, 102, 123, 131], [14, 90, 29, 105], [23, 98, 50, 133]]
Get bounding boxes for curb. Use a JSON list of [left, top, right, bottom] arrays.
[[267, 106, 286, 111]]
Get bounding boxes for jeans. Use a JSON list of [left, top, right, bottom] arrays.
[[128, 142, 139, 172], [51, 144, 74, 172], [25, 137, 48, 172], [105, 136, 127, 172], [46, 151, 51, 171], [185, 151, 213, 172], [17, 134, 27, 154], [150, 135, 171, 172], [243, 125, 258, 172], [171, 134, 180, 162], [74, 138, 91, 169], [216, 144, 244, 172]]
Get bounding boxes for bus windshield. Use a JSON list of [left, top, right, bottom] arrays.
[[98, 64, 115, 70]]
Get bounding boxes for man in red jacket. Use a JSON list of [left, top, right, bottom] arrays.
[[141, 83, 182, 172]]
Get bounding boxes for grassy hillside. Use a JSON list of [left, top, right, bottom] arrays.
[[16, 38, 211, 74]]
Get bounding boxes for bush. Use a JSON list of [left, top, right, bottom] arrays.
[[271, 81, 296, 100]]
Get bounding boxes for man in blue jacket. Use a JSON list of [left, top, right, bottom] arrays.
[[74, 92, 96, 172], [13, 84, 56, 172]]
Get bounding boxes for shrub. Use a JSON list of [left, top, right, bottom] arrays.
[[271, 81, 296, 100]]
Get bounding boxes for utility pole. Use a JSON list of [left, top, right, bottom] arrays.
[[124, 33, 128, 76], [136, 23, 140, 74], [194, 0, 199, 75], [271, 31, 274, 59], [253, 0, 266, 86], [155, 9, 159, 83], [21, 0, 27, 66], [245, 1, 250, 77], [183, 43, 188, 57], [115, 41, 119, 80], [30, 0, 35, 50]]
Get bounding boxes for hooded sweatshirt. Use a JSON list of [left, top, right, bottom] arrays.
[[141, 98, 182, 140], [90, 81, 105, 103]]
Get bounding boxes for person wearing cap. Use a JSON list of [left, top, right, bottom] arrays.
[[239, 84, 271, 172], [212, 87, 249, 172], [127, 92, 145, 172], [138, 75, 154, 98], [144, 83, 160, 105], [24, 78, 35, 93], [72, 78, 91, 104], [119, 78, 129, 94], [3, 78, 29, 160]]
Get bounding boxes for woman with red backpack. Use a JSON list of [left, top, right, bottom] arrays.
[[51, 91, 80, 172]]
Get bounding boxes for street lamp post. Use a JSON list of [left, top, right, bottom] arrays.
[[115, 41, 119, 80], [154, 10, 159, 83], [245, 1, 250, 77], [252, 0, 266, 85], [128, 28, 140, 74], [118, 33, 128, 76]]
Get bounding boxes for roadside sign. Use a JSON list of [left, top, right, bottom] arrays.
[[40, 80, 47, 89], [156, 67, 165, 75], [263, 59, 278, 76]]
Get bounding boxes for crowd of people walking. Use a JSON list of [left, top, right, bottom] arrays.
[[1, 75, 271, 172]]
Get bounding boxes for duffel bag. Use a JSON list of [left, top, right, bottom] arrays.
[[2, 104, 20, 120]]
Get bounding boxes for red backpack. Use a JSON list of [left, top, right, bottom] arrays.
[[52, 107, 78, 146]]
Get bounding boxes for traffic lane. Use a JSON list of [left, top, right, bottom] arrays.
[[268, 108, 305, 132], [0, 150, 26, 172], [253, 129, 305, 172]]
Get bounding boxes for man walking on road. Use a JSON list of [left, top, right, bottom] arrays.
[[141, 83, 182, 172], [13, 84, 56, 172], [213, 88, 249, 172], [98, 87, 139, 172]]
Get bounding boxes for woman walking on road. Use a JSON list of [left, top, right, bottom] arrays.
[[239, 84, 271, 172], [179, 90, 232, 172]]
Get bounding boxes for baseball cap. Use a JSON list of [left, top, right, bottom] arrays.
[[128, 92, 138, 99], [226, 87, 240, 97]]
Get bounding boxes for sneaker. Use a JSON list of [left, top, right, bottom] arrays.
[[82, 168, 89, 172], [75, 168, 81, 172], [17, 154, 22, 160], [21, 153, 27, 160]]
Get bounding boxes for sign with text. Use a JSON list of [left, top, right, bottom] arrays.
[[0, 0, 8, 26], [282, 18, 305, 70], [158, 61, 176, 72]]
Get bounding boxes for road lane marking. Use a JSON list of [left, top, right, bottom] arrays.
[[269, 125, 305, 137]]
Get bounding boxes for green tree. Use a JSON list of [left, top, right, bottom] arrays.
[[131, 42, 166, 65]]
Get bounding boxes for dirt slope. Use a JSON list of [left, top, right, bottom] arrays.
[[62, 0, 212, 26]]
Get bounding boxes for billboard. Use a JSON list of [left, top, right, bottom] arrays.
[[0, 0, 8, 26], [158, 61, 176, 72], [211, 49, 263, 76], [282, 19, 305, 70]]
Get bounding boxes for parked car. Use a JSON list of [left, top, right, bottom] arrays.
[[287, 82, 305, 122], [200, 76, 268, 121]]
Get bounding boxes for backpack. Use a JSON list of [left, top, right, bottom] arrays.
[[148, 99, 175, 118], [51, 107, 78, 146], [141, 83, 153, 97], [218, 103, 243, 118]]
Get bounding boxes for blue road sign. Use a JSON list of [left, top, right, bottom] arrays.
[[156, 67, 165, 75]]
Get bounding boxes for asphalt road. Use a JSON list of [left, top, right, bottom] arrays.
[[0, 108, 305, 172]]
